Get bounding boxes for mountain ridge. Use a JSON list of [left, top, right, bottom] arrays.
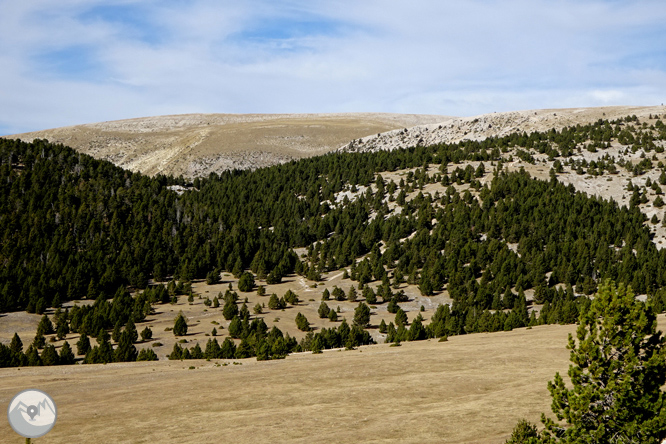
[[5, 112, 449, 178]]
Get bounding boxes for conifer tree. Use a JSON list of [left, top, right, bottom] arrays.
[[394, 308, 408, 328], [347, 286, 358, 302], [238, 272, 255, 292], [59, 341, 75, 365], [76, 333, 90, 355], [125, 318, 138, 343], [328, 309, 338, 322], [220, 338, 236, 359], [41, 344, 59, 366], [114, 331, 138, 362], [353, 302, 371, 327], [205, 338, 221, 359], [318, 301, 331, 318], [538, 281, 666, 443], [173, 313, 188, 336], [228, 316, 243, 338], [223, 298, 239, 320], [295, 312, 311, 331], [268, 294, 281, 310], [37, 314, 54, 336], [137, 348, 158, 361], [33, 331, 46, 350], [9, 333, 23, 354]]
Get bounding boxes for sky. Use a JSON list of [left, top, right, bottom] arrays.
[[1, 0, 666, 135]]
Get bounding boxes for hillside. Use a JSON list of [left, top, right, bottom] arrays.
[[6, 113, 448, 178], [4, 111, 666, 363], [339, 106, 666, 153], [3, 110, 666, 441], [7, 107, 665, 181]]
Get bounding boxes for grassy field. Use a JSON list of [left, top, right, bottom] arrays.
[[0, 320, 581, 444], [3, 316, 662, 443], [6, 113, 449, 178]]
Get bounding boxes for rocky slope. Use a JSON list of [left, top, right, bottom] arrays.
[[339, 106, 666, 153]]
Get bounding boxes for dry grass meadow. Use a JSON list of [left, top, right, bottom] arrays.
[[0, 319, 593, 443], [2, 316, 663, 444], [6, 113, 449, 178]]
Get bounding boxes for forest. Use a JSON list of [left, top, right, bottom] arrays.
[[2, 114, 666, 365]]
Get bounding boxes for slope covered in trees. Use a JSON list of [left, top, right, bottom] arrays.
[[3, 115, 666, 365]]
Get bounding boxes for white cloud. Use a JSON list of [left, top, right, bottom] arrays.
[[1, 0, 666, 134]]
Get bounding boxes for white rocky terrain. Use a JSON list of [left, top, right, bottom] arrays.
[[339, 106, 666, 153]]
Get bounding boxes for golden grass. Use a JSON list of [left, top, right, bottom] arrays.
[[4, 316, 661, 443]]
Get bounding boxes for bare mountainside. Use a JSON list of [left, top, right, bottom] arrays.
[[340, 105, 666, 153], [7, 113, 449, 178]]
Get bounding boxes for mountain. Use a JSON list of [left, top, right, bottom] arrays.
[[339, 106, 666, 153], [5, 113, 449, 178]]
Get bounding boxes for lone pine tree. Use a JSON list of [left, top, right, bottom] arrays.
[[510, 281, 666, 443], [173, 313, 188, 336]]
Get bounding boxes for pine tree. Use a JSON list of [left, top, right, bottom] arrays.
[[205, 338, 221, 359], [318, 301, 331, 318], [137, 348, 158, 361], [125, 318, 138, 343], [41, 344, 59, 366], [114, 331, 138, 362], [238, 272, 255, 292], [353, 302, 371, 327], [173, 313, 188, 336], [190, 343, 204, 359], [295, 313, 311, 331], [59, 341, 75, 365], [96, 328, 114, 363], [37, 314, 54, 336], [505, 419, 539, 444], [33, 331, 46, 350], [112, 321, 122, 343], [328, 309, 338, 322], [228, 316, 242, 338], [76, 333, 90, 355], [539, 281, 666, 443], [347, 286, 358, 302], [223, 299, 239, 320], [220, 338, 236, 359], [268, 294, 281, 310], [394, 308, 408, 327], [9, 333, 23, 353]]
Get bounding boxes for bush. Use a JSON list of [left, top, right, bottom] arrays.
[[137, 348, 158, 361], [140, 327, 153, 342], [505, 419, 538, 444]]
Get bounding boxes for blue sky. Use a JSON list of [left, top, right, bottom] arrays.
[[1, 0, 666, 135]]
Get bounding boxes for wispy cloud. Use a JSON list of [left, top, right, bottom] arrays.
[[1, 0, 666, 135]]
